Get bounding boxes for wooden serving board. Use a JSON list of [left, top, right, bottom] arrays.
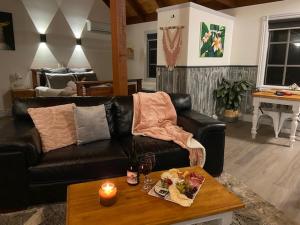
[[148, 179, 204, 206]]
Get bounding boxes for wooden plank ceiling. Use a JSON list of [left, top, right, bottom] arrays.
[[103, 0, 283, 25]]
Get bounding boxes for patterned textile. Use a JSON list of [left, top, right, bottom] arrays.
[[28, 104, 77, 152]]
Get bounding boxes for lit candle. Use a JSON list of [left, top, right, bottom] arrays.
[[99, 182, 117, 206]]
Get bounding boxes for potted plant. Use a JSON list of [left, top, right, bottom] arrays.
[[214, 78, 252, 122]]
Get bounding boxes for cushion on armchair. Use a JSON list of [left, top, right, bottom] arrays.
[[39, 67, 69, 87], [45, 73, 76, 89]]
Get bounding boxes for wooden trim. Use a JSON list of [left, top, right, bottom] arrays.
[[11, 89, 36, 100], [76, 79, 142, 96], [31, 69, 39, 88], [216, 0, 236, 7], [155, 0, 168, 8], [127, 13, 157, 25], [110, 0, 128, 96]]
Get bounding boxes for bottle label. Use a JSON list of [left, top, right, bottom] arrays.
[[127, 171, 138, 184]]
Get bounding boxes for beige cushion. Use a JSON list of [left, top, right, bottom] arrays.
[[28, 104, 77, 152], [74, 105, 111, 145]]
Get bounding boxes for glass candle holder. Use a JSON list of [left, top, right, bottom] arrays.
[[98, 182, 117, 206]]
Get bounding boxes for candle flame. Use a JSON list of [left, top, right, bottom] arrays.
[[102, 183, 115, 194]]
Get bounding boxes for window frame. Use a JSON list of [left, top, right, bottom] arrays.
[[145, 32, 157, 80], [257, 13, 300, 89]]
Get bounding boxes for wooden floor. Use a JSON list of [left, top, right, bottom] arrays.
[[225, 121, 300, 225]]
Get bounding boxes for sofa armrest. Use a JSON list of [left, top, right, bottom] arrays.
[[0, 128, 42, 167], [0, 132, 40, 208], [177, 111, 226, 176], [0, 149, 29, 208]]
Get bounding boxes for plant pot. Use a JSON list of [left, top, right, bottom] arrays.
[[223, 109, 239, 122]]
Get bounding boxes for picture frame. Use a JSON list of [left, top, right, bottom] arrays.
[[0, 11, 15, 51]]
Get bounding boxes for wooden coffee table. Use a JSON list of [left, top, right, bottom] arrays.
[[67, 166, 244, 225]]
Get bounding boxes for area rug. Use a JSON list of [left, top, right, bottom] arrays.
[[0, 172, 297, 225]]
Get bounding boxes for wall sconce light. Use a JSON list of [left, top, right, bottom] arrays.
[[40, 34, 47, 43], [76, 38, 82, 45]]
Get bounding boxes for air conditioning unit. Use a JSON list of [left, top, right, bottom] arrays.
[[86, 20, 111, 34]]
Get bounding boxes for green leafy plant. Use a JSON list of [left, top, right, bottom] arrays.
[[214, 79, 252, 111]]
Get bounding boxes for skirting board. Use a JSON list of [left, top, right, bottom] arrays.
[[240, 113, 300, 135]]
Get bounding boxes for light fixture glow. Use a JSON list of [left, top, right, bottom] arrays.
[[21, 0, 59, 35], [31, 42, 59, 68], [68, 44, 90, 68]]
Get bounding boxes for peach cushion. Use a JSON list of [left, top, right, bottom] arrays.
[[28, 104, 77, 152]]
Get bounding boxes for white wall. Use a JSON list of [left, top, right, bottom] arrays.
[[0, 0, 112, 116], [157, 2, 234, 66], [223, 0, 300, 65], [126, 21, 157, 79]]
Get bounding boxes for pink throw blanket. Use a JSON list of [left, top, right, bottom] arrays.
[[132, 92, 206, 167]]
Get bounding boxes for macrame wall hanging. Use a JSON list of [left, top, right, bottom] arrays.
[[160, 25, 184, 71]]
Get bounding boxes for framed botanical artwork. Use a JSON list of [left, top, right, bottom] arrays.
[[200, 22, 225, 57], [0, 11, 15, 50]]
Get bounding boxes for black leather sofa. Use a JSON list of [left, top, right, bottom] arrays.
[[0, 94, 226, 208]]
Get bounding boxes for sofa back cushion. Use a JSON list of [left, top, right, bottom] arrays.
[[12, 97, 115, 136], [12, 93, 192, 138], [28, 104, 77, 152], [113, 93, 191, 136]]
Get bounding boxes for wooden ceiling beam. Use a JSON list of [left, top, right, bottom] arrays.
[[127, 0, 147, 22], [127, 13, 157, 25], [235, 0, 282, 7], [215, 0, 236, 7], [110, 0, 128, 96], [103, 0, 284, 25], [155, 0, 168, 8]]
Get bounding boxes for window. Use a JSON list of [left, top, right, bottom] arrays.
[[264, 18, 300, 87], [146, 33, 157, 78]]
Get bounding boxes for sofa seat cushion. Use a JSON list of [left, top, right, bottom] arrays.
[[28, 140, 128, 184], [120, 136, 189, 171]]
